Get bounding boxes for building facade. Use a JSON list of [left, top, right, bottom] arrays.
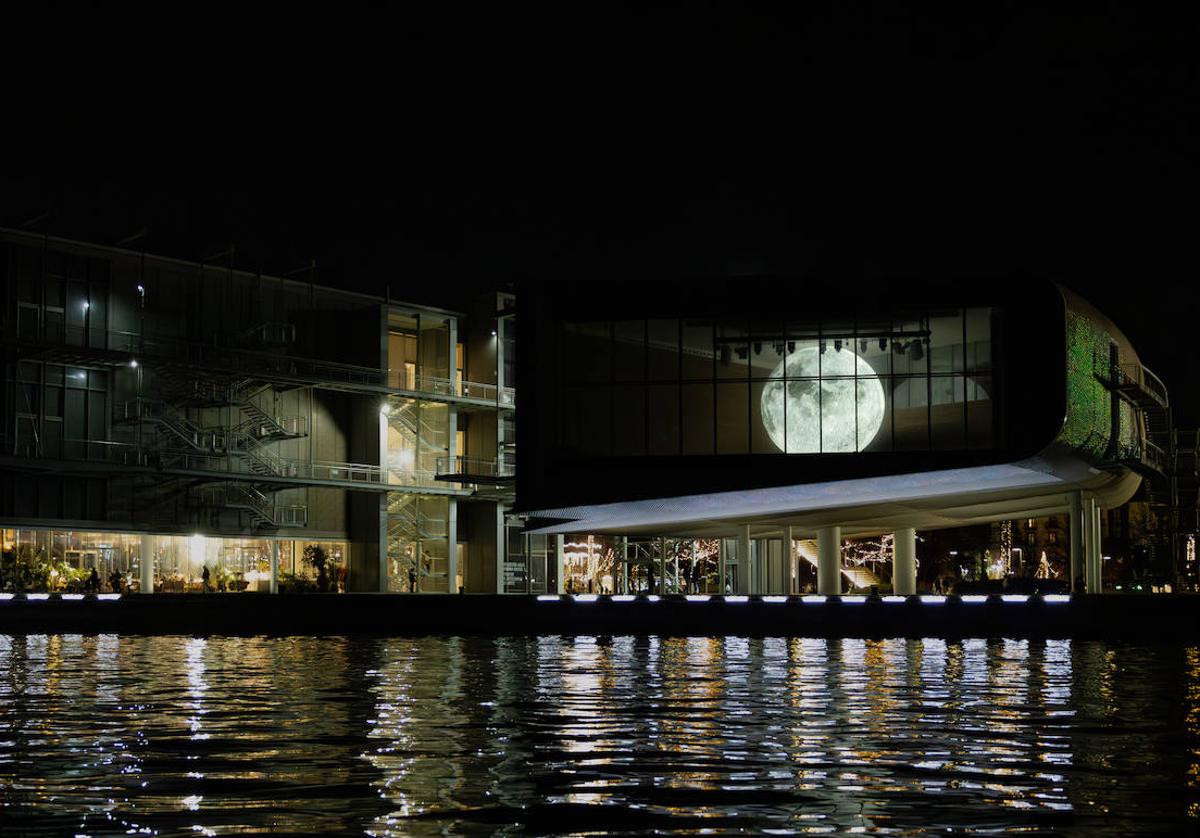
[[515, 278, 1175, 595], [0, 228, 515, 594]]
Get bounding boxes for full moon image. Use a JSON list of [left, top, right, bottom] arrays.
[[760, 346, 885, 453]]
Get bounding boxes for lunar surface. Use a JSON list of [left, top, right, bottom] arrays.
[[760, 346, 885, 452]]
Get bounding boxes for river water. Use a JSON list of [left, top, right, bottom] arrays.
[[0, 635, 1196, 835]]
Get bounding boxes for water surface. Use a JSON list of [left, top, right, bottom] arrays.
[[1, 635, 1196, 834]]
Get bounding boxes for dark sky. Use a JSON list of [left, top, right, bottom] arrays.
[[4, 6, 1197, 424]]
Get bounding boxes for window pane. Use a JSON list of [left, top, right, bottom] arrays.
[[612, 385, 645, 456], [892, 376, 929, 451], [613, 320, 645, 382], [820, 375, 859, 453], [682, 382, 714, 455], [647, 319, 679, 381], [967, 374, 994, 449], [716, 382, 749, 454], [715, 321, 749, 379], [965, 308, 993, 373], [648, 384, 679, 455], [929, 309, 964, 373], [930, 375, 965, 450], [751, 380, 779, 453], [681, 320, 713, 380], [563, 322, 611, 383]]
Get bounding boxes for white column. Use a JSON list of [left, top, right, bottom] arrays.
[[1069, 491, 1083, 592], [893, 528, 916, 596], [140, 534, 154, 594], [493, 505, 505, 594], [447, 498, 459, 593], [270, 540, 279, 594], [736, 525, 751, 595], [658, 537, 668, 594], [816, 526, 842, 595], [1086, 498, 1103, 594], [784, 528, 795, 594], [621, 536, 629, 594], [719, 538, 728, 592], [555, 534, 566, 594]]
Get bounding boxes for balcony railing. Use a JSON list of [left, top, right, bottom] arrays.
[[435, 456, 515, 479], [1093, 349, 1169, 409], [386, 371, 516, 405]]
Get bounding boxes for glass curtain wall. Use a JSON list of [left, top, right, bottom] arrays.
[[385, 493, 450, 592], [557, 309, 994, 456], [0, 529, 347, 593]]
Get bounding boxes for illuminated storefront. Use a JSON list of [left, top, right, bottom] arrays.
[[0, 528, 348, 593]]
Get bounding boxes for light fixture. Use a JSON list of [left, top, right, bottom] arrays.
[[879, 338, 887, 351], [380, 402, 391, 415], [818, 339, 827, 354], [859, 339, 868, 353], [136, 284, 145, 295], [833, 339, 842, 353], [753, 342, 762, 355], [911, 341, 925, 362], [83, 301, 90, 310], [787, 341, 796, 353], [129, 359, 139, 368], [490, 330, 497, 337]]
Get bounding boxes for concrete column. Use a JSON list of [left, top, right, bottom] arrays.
[[718, 538, 728, 592], [140, 534, 154, 594], [893, 528, 916, 596], [784, 527, 795, 594], [269, 540, 279, 594], [447, 498, 459, 593], [1069, 491, 1083, 592], [555, 534, 566, 594], [816, 526, 842, 595], [736, 525, 751, 595]]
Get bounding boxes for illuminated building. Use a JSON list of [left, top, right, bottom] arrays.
[[0, 228, 515, 593], [516, 279, 1171, 595]]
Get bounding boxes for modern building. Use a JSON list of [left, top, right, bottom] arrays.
[[0, 228, 516, 594], [515, 279, 1177, 596]]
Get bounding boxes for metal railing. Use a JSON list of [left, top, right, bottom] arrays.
[[435, 456, 515, 479], [1093, 349, 1170, 408], [10, 320, 517, 404]]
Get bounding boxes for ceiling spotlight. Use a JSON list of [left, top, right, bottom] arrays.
[[819, 339, 827, 354], [83, 301, 90, 310], [720, 345, 732, 365], [911, 341, 925, 362], [787, 341, 796, 353], [859, 339, 868, 353], [129, 359, 139, 368], [753, 342, 762, 355], [833, 339, 843, 353], [879, 338, 887, 351], [136, 284, 145, 295], [490, 330, 497, 337]]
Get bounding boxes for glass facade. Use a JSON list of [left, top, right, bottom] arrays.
[[0, 528, 348, 594], [386, 493, 451, 593], [557, 309, 995, 456]]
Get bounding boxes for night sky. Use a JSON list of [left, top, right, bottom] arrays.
[[4, 7, 1196, 424]]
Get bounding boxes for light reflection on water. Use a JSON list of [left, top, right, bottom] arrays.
[[0, 635, 1196, 835]]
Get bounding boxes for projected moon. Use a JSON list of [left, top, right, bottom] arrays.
[[760, 346, 885, 452]]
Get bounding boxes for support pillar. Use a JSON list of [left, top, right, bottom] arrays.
[[447, 498, 459, 593], [816, 526, 842, 595], [269, 540, 279, 594], [493, 504, 504, 594], [140, 534, 154, 594], [736, 525, 751, 595], [555, 534, 566, 594], [893, 527, 916, 596], [1069, 491, 1083, 593], [658, 537, 668, 595], [621, 536, 629, 594], [1086, 498, 1103, 594], [784, 527, 795, 594]]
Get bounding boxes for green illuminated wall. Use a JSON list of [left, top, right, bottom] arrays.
[[1058, 309, 1112, 458]]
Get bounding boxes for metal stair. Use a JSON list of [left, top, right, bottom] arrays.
[[196, 483, 307, 529]]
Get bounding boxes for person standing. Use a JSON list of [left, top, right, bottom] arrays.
[[201, 565, 211, 593]]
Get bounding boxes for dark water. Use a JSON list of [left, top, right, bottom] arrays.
[[0, 636, 1197, 835]]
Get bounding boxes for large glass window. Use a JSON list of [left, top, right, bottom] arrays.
[[557, 307, 996, 457]]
